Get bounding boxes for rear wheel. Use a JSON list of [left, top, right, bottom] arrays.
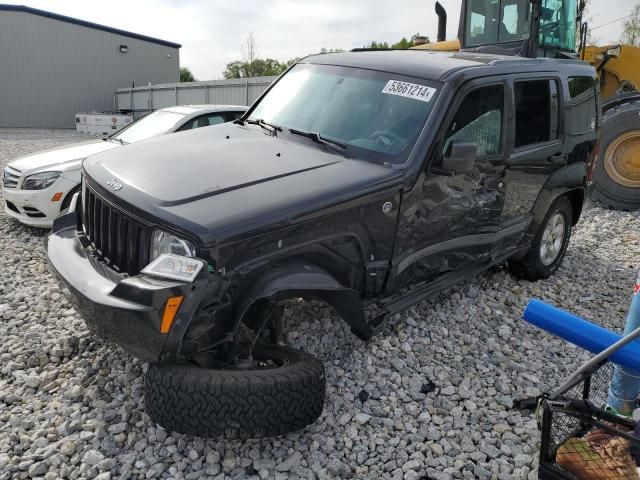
[[591, 99, 640, 211], [144, 344, 325, 439], [509, 196, 573, 281]]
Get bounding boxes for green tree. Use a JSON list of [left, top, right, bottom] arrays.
[[364, 40, 390, 49], [223, 32, 298, 78], [222, 61, 245, 79], [392, 37, 415, 49], [621, 2, 640, 46], [179, 67, 196, 82], [363, 35, 428, 49], [223, 58, 293, 79]]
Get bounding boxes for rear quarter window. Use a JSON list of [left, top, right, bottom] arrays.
[[565, 76, 598, 138]]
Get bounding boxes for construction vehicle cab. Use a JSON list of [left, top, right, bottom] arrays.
[[418, 0, 640, 210], [460, 0, 577, 56]]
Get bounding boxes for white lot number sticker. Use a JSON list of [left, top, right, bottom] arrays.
[[382, 80, 436, 102]]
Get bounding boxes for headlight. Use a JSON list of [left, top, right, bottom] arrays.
[[22, 171, 61, 190], [150, 230, 196, 261], [142, 254, 205, 283]]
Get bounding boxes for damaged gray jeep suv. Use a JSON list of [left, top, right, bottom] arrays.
[[47, 50, 599, 438]]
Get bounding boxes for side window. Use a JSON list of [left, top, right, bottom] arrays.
[[443, 84, 503, 156], [465, 0, 531, 46], [568, 76, 595, 99], [205, 114, 225, 126], [176, 121, 193, 132], [538, 0, 576, 51], [177, 114, 226, 132], [498, 1, 531, 42], [514, 79, 558, 148], [566, 76, 597, 136]]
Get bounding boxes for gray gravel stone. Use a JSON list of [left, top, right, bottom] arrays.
[[82, 450, 104, 466], [27, 461, 47, 477], [276, 451, 303, 472], [254, 458, 276, 471]]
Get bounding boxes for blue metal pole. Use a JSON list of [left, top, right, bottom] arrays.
[[523, 299, 640, 372], [607, 271, 640, 415]]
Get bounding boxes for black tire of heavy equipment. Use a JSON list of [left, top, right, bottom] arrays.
[[591, 99, 640, 211], [508, 196, 573, 281], [144, 344, 326, 439]]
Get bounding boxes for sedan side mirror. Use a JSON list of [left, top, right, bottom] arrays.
[[439, 142, 477, 174]]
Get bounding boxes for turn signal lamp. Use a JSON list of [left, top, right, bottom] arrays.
[[51, 192, 63, 202], [160, 296, 184, 333]]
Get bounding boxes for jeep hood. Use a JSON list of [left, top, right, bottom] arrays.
[[9, 139, 118, 174], [84, 123, 403, 245]]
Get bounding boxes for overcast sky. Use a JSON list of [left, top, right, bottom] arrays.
[[21, 0, 638, 80]]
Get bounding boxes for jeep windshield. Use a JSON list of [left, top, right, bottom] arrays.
[[247, 63, 440, 164]]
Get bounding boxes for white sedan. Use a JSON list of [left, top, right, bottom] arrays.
[[2, 104, 247, 228]]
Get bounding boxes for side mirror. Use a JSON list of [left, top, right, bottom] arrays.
[[439, 142, 477, 174]]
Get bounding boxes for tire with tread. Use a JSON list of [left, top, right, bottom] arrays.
[[591, 99, 640, 211], [508, 196, 573, 281], [144, 345, 325, 439]]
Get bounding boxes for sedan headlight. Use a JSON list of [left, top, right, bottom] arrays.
[[150, 230, 196, 261], [22, 171, 61, 190]]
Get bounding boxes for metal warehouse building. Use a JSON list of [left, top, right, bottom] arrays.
[[0, 5, 181, 128]]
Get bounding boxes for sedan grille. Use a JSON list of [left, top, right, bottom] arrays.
[[3, 167, 20, 189], [80, 180, 150, 275]]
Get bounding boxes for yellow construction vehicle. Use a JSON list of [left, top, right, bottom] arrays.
[[414, 0, 640, 210]]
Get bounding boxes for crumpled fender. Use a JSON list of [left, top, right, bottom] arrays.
[[234, 262, 373, 341]]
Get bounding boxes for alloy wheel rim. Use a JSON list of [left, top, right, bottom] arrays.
[[540, 213, 565, 266], [603, 131, 640, 188]]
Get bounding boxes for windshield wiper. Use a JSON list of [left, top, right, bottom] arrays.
[[245, 118, 282, 136], [288, 129, 348, 156]]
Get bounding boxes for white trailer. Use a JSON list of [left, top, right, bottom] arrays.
[[75, 112, 133, 136]]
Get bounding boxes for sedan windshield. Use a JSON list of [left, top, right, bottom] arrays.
[[248, 63, 440, 164], [113, 110, 186, 144]]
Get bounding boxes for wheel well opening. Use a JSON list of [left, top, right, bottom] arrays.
[[564, 189, 584, 226]]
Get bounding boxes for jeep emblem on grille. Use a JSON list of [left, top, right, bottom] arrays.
[[107, 178, 123, 191]]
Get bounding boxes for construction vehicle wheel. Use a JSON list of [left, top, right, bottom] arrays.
[[591, 100, 640, 211]]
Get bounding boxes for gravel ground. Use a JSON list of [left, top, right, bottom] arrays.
[[0, 128, 639, 480]]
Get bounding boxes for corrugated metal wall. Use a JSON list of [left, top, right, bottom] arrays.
[[115, 77, 276, 113], [0, 10, 179, 128]]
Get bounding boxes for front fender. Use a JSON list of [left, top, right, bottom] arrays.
[[234, 262, 374, 341]]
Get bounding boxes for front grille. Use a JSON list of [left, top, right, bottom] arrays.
[[81, 180, 150, 275], [3, 167, 20, 189]]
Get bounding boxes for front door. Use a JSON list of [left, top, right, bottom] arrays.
[[389, 80, 508, 292]]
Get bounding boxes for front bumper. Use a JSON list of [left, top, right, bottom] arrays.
[[46, 211, 215, 362], [3, 175, 78, 228]]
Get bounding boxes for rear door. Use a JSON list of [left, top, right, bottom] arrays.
[[500, 75, 565, 236]]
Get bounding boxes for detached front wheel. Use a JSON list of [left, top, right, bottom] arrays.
[[144, 345, 325, 439]]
